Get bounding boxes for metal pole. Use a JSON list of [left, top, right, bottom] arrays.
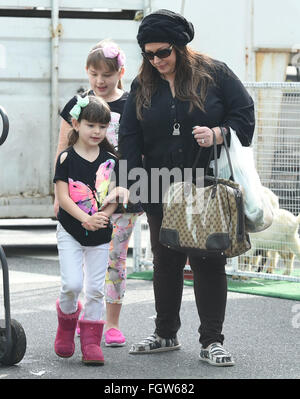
[[181, 0, 186, 15], [0, 246, 12, 358], [50, 0, 60, 192], [143, 0, 152, 16], [245, 0, 255, 81]]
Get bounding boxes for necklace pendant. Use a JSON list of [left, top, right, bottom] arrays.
[[172, 122, 181, 136]]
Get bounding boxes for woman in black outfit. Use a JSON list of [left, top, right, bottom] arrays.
[[118, 9, 255, 366]]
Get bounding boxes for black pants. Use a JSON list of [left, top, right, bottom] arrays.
[[147, 213, 228, 348]]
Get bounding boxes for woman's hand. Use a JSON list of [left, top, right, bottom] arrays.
[[101, 186, 130, 210], [192, 126, 224, 147], [81, 211, 110, 231]]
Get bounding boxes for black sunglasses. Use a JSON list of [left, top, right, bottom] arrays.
[[142, 46, 173, 61]]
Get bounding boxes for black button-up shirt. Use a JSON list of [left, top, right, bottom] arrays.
[[119, 61, 255, 214]]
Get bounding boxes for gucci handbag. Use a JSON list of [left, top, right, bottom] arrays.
[[159, 131, 251, 258]]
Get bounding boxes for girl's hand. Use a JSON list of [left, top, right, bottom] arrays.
[[82, 212, 110, 231], [192, 126, 224, 147], [101, 187, 130, 209]]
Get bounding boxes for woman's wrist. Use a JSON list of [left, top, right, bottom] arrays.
[[81, 214, 91, 224], [220, 126, 229, 136], [211, 127, 224, 145], [212, 126, 229, 145]]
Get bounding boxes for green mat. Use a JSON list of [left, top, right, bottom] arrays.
[[127, 271, 300, 301]]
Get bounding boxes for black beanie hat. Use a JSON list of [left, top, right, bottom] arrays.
[[137, 9, 194, 49]]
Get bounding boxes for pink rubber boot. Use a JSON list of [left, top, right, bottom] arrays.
[[79, 319, 105, 365], [54, 299, 82, 358]]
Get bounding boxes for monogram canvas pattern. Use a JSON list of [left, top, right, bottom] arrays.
[[160, 178, 251, 258]]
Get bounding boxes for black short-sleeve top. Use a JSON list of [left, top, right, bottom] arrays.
[[54, 146, 119, 246]]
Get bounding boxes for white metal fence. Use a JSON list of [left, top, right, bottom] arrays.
[[132, 82, 300, 283]]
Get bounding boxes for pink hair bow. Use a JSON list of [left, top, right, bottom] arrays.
[[102, 44, 125, 67]]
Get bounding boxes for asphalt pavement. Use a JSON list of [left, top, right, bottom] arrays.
[[0, 221, 299, 385]]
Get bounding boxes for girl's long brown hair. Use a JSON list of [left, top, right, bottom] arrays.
[[136, 45, 216, 120], [68, 95, 118, 157]]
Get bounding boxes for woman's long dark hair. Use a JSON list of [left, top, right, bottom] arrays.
[[136, 45, 216, 120], [68, 95, 118, 157]]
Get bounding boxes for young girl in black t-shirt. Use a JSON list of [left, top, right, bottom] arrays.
[[53, 95, 128, 365], [55, 40, 142, 349]]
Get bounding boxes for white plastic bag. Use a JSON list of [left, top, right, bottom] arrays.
[[210, 129, 273, 232]]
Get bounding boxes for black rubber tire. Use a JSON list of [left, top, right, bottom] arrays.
[[0, 106, 9, 146], [0, 319, 26, 366]]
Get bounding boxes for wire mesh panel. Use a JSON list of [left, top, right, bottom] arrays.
[[246, 82, 300, 214], [228, 82, 300, 281], [133, 82, 300, 282]]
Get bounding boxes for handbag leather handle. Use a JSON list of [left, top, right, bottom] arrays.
[[191, 130, 217, 181], [219, 127, 234, 178], [191, 127, 234, 181]]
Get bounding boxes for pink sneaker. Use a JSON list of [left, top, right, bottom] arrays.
[[104, 328, 126, 347]]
